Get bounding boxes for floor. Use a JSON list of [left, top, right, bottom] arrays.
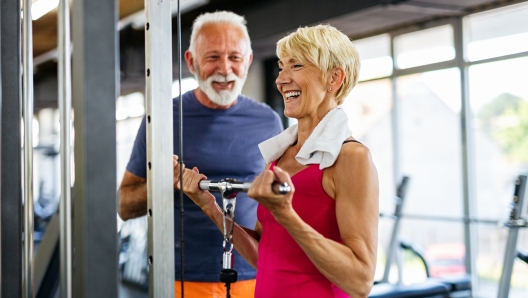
[[119, 282, 148, 298]]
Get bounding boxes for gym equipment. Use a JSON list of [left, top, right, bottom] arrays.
[[497, 175, 527, 298], [372, 174, 528, 298], [370, 176, 470, 298], [199, 178, 290, 298]]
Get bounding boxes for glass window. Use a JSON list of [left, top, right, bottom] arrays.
[[475, 226, 528, 297], [172, 77, 198, 98], [354, 34, 393, 81], [341, 79, 395, 282], [116, 117, 143, 186], [398, 68, 464, 218], [341, 79, 395, 214], [394, 25, 455, 69], [465, 2, 528, 61], [116, 92, 145, 121], [469, 57, 528, 297], [376, 220, 466, 285], [400, 221, 466, 284], [469, 57, 528, 219]]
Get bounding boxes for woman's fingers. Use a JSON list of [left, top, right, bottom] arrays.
[[247, 170, 274, 198], [272, 166, 295, 193]]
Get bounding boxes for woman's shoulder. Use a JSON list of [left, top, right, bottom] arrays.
[[335, 139, 373, 169]]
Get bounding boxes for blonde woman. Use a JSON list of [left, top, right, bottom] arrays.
[[177, 24, 379, 298]]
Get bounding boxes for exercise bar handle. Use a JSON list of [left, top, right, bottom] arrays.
[[199, 180, 291, 195]]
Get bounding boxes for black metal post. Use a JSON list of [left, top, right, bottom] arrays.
[[0, 0, 23, 296], [72, 0, 118, 296]]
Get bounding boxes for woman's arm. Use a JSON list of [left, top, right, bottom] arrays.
[[174, 156, 261, 268], [249, 145, 379, 297]]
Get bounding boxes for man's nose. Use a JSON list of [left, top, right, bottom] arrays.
[[217, 57, 231, 76]]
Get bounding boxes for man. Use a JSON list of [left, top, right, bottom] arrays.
[[118, 11, 283, 298]]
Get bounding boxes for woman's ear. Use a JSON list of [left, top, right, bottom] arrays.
[[328, 67, 346, 92]]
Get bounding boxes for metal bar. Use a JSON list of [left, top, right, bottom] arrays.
[[144, 0, 175, 295], [23, 0, 34, 296], [72, 0, 118, 296], [454, 19, 478, 290], [58, 0, 72, 296], [389, 32, 401, 202], [0, 0, 23, 296], [177, 0, 185, 295], [382, 32, 402, 284], [466, 50, 528, 67], [0, 7, 2, 293], [498, 175, 527, 298], [34, 214, 60, 297], [381, 177, 409, 283], [392, 59, 458, 77], [199, 180, 291, 194], [379, 213, 500, 225]]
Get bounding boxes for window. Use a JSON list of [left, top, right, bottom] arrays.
[[398, 68, 463, 218], [465, 2, 528, 61], [342, 79, 395, 282], [469, 57, 528, 219], [354, 34, 393, 81], [342, 79, 394, 214], [394, 25, 455, 69]]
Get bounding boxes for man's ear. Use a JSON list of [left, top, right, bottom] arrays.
[[184, 50, 195, 74], [248, 53, 253, 67]]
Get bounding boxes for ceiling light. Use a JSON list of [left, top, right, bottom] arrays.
[[32, 0, 59, 21]]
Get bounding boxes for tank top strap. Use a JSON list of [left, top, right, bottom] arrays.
[[343, 139, 361, 145]]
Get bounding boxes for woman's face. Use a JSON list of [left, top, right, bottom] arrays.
[[275, 56, 329, 119]]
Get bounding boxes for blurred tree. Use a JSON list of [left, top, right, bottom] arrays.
[[478, 93, 528, 163]]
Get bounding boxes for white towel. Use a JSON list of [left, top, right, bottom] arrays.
[[258, 107, 352, 169]]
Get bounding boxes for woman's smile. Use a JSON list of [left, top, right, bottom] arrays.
[[284, 90, 301, 103]]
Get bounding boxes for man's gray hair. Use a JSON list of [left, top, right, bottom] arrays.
[[189, 11, 252, 57]]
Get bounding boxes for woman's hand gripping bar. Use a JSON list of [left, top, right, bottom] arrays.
[[199, 179, 291, 195]]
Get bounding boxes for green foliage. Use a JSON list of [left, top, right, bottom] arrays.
[[492, 101, 528, 163], [478, 93, 528, 163]]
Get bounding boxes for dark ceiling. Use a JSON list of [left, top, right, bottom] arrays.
[[32, 0, 525, 111]]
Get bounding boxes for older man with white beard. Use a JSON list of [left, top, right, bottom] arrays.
[[118, 11, 283, 298]]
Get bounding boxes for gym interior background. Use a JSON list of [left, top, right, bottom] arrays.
[[2, 0, 528, 297]]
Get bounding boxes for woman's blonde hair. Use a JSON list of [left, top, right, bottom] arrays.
[[276, 24, 360, 105]]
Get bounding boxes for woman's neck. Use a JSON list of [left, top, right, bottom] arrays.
[[295, 104, 336, 149]]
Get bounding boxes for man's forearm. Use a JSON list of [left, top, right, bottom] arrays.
[[118, 183, 148, 220]]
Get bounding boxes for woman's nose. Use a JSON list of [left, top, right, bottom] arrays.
[[275, 69, 290, 86]]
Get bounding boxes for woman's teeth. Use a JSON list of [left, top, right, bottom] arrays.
[[285, 91, 301, 99]]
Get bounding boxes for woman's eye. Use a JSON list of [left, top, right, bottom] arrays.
[[293, 64, 303, 68]]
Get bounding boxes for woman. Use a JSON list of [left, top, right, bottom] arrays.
[[176, 24, 379, 298]]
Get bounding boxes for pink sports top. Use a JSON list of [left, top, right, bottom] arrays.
[[254, 161, 349, 298]]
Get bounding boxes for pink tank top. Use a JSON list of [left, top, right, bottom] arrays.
[[255, 161, 348, 298]]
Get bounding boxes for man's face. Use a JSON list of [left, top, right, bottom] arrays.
[[189, 23, 252, 106]]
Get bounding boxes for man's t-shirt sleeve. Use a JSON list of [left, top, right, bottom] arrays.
[[126, 116, 148, 179]]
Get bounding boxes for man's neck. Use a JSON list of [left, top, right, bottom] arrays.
[[193, 88, 237, 110]]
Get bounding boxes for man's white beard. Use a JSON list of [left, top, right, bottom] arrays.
[[195, 66, 247, 106]]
